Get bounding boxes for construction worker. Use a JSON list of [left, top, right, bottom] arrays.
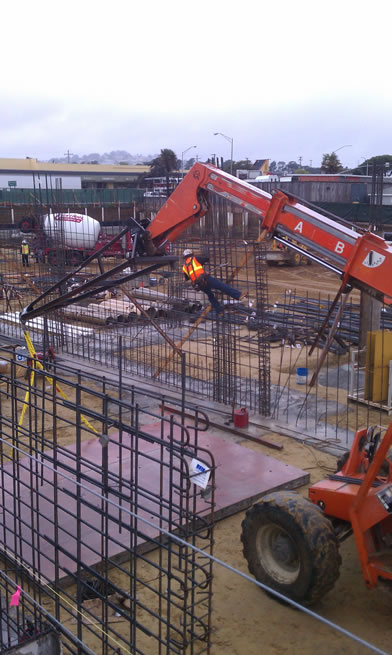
[[20, 240, 29, 267], [182, 249, 246, 315]]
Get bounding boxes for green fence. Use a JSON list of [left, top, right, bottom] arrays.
[[316, 202, 392, 224], [3, 190, 392, 225], [0, 187, 145, 205]]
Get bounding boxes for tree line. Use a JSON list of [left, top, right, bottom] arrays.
[[145, 149, 392, 196]]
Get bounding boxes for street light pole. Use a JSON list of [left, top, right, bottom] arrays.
[[181, 145, 197, 179], [332, 144, 352, 154], [329, 145, 352, 172], [213, 132, 234, 175], [360, 156, 369, 176]]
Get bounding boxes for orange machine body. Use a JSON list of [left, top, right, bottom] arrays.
[[309, 426, 392, 589]]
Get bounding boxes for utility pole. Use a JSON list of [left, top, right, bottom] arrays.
[[64, 150, 75, 164], [213, 132, 234, 175], [298, 156, 302, 168]]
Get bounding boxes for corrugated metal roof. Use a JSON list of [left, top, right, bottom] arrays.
[[0, 158, 150, 175]]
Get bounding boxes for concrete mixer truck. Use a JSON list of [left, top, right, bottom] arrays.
[[18, 212, 134, 266]]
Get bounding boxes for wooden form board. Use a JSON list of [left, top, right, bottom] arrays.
[[365, 330, 392, 402]]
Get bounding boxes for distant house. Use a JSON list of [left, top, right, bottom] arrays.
[[250, 159, 270, 178], [236, 159, 270, 180]]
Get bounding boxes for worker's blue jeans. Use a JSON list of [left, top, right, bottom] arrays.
[[202, 275, 241, 313]]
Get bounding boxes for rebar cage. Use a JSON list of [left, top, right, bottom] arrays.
[[2, 193, 392, 447], [0, 349, 215, 654], [0, 202, 271, 415]]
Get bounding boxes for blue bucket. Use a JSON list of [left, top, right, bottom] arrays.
[[296, 367, 308, 384]]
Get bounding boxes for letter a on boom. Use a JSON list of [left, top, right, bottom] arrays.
[[294, 221, 303, 233]]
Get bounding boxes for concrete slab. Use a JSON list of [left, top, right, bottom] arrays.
[[0, 424, 308, 585], [6, 631, 61, 655]]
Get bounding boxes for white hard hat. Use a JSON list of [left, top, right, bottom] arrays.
[[183, 249, 192, 257]]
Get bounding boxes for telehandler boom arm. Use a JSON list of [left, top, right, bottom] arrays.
[[148, 162, 392, 302]]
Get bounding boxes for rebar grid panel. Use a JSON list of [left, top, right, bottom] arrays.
[[0, 349, 215, 655], [48, 235, 267, 412], [4, 212, 392, 446], [0, 195, 269, 414], [266, 289, 392, 446], [0, 196, 163, 337], [144, 232, 269, 411]]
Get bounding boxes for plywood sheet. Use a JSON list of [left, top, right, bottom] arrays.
[[365, 330, 392, 402], [0, 425, 308, 584]]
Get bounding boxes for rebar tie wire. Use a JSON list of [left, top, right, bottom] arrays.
[[2, 436, 389, 655]]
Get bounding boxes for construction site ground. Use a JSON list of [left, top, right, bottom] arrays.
[[207, 264, 388, 655], [54, 263, 389, 654], [2, 259, 391, 654], [54, 434, 391, 655], [212, 440, 392, 655], [212, 264, 389, 655], [49, 396, 390, 655]]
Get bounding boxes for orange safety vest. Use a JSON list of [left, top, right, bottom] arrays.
[[22, 244, 29, 255], [182, 256, 205, 282]]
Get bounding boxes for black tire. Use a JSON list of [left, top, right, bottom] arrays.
[[241, 491, 341, 606], [289, 253, 301, 267], [19, 216, 36, 233]]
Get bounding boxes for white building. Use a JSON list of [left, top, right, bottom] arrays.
[[0, 158, 150, 190]]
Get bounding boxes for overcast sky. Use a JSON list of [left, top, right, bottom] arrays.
[[1, 0, 390, 168]]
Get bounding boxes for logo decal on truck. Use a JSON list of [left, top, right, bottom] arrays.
[[53, 214, 83, 223], [362, 251, 385, 268]]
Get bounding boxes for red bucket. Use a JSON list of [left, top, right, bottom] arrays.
[[233, 407, 249, 428]]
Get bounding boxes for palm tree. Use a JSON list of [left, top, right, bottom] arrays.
[[150, 149, 178, 196], [321, 152, 343, 174]]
